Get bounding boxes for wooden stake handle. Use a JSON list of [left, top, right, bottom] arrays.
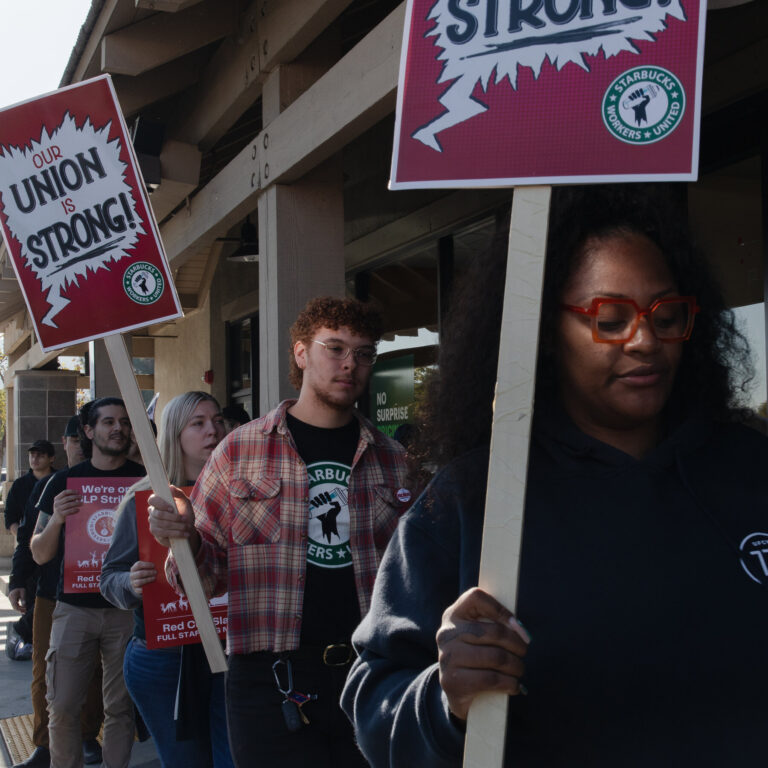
[[463, 185, 551, 767], [104, 334, 227, 674]]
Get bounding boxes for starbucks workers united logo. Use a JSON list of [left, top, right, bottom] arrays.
[[602, 66, 685, 145], [123, 261, 164, 304], [306, 461, 352, 569]]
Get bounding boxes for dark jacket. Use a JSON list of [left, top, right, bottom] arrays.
[[5, 470, 43, 530], [10, 474, 56, 594], [342, 415, 768, 767]]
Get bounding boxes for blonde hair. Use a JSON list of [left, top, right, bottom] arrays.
[[115, 391, 221, 518], [159, 391, 221, 486]]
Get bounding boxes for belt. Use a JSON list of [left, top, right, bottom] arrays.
[[282, 643, 355, 667]]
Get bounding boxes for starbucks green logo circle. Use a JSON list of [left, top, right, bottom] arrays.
[[123, 262, 164, 305], [602, 66, 685, 145]]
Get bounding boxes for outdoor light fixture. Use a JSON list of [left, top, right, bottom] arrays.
[[220, 216, 259, 263]]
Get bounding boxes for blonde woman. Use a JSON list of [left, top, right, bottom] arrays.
[[101, 392, 232, 768]]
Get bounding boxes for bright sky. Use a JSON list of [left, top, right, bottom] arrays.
[[0, 1, 92, 110]]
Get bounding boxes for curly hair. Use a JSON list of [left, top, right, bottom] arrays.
[[288, 296, 384, 390], [420, 184, 755, 466]]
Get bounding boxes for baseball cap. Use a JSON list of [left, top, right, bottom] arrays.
[[29, 439, 55, 456], [64, 415, 81, 438]]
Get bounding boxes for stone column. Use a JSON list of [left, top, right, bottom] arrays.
[[89, 338, 120, 399], [13, 370, 78, 477]]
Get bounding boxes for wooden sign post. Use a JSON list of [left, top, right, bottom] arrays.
[[463, 186, 551, 767], [105, 335, 227, 673]]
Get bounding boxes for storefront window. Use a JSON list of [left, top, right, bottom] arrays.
[[354, 212, 503, 436], [227, 315, 257, 417], [689, 153, 765, 412]]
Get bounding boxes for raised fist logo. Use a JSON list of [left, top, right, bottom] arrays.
[[310, 491, 342, 543]]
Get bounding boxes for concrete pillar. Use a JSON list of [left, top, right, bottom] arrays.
[[6, 384, 15, 481], [89, 338, 120, 399], [257, 57, 345, 413], [12, 370, 78, 478], [257, 160, 345, 413]]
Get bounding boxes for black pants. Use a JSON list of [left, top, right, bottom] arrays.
[[226, 651, 367, 768]]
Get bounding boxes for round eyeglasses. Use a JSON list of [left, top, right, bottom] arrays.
[[561, 296, 700, 343], [313, 339, 378, 366]]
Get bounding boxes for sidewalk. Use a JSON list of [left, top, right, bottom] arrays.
[[0, 557, 160, 768]]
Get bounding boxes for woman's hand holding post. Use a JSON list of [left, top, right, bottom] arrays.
[[436, 587, 531, 721]]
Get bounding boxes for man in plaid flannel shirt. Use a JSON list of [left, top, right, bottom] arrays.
[[150, 297, 410, 767]]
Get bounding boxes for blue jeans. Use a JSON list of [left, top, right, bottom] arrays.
[[124, 638, 233, 768]]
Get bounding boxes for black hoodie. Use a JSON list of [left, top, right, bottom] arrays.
[[342, 414, 768, 767]]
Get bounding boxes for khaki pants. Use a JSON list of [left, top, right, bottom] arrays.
[[32, 596, 104, 747], [46, 602, 134, 768]]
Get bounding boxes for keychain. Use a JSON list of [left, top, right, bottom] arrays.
[[272, 657, 317, 732]]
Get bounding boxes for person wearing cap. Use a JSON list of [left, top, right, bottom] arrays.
[[5, 439, 55, 538], [9, 412, 106, 768], [6, 439, 56, 662]]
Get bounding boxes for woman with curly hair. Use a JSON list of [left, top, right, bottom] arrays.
[[342, 185, 768, 766]]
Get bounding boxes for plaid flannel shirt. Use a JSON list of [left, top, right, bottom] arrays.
[[170, 399, 408, 655]]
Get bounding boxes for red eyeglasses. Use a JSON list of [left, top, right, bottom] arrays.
[[561, 296, 700, 344]]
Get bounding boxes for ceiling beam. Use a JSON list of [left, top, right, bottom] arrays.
[[171, 1, 263, 149], [160, 3, 405, 267], [256, 0, 355, 72], [112, 50, 208, 117], [3, 310, 32, 356], [172, 0, 353, 150], [702, 37, 768, 114], [345, 190, 510, 271], [70, 0, 145, 83], [9, 340, 61, 377], [135, 0, 204, 10], [178, 293, 199, 310], [101, 0, 238, 76], [258, 2, 403, 185], [148, 140, 202, 222]]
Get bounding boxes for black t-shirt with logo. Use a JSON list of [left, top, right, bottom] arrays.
[[36, 459, 146, 608], [286, 412, 361, 646]]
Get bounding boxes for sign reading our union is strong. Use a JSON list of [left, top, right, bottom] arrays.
[[390, 0, 707, 188], [0, 75, 181, 351]]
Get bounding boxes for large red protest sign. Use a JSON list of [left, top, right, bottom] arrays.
[[135, 490, 228, 649], [0, 75, 181, 351], [391, 0, 706, 188], [62, 477, 136, 594]]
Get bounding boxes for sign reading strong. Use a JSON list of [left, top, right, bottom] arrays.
[[390, 0, 707, 188], [0, 75, 181, 351]]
